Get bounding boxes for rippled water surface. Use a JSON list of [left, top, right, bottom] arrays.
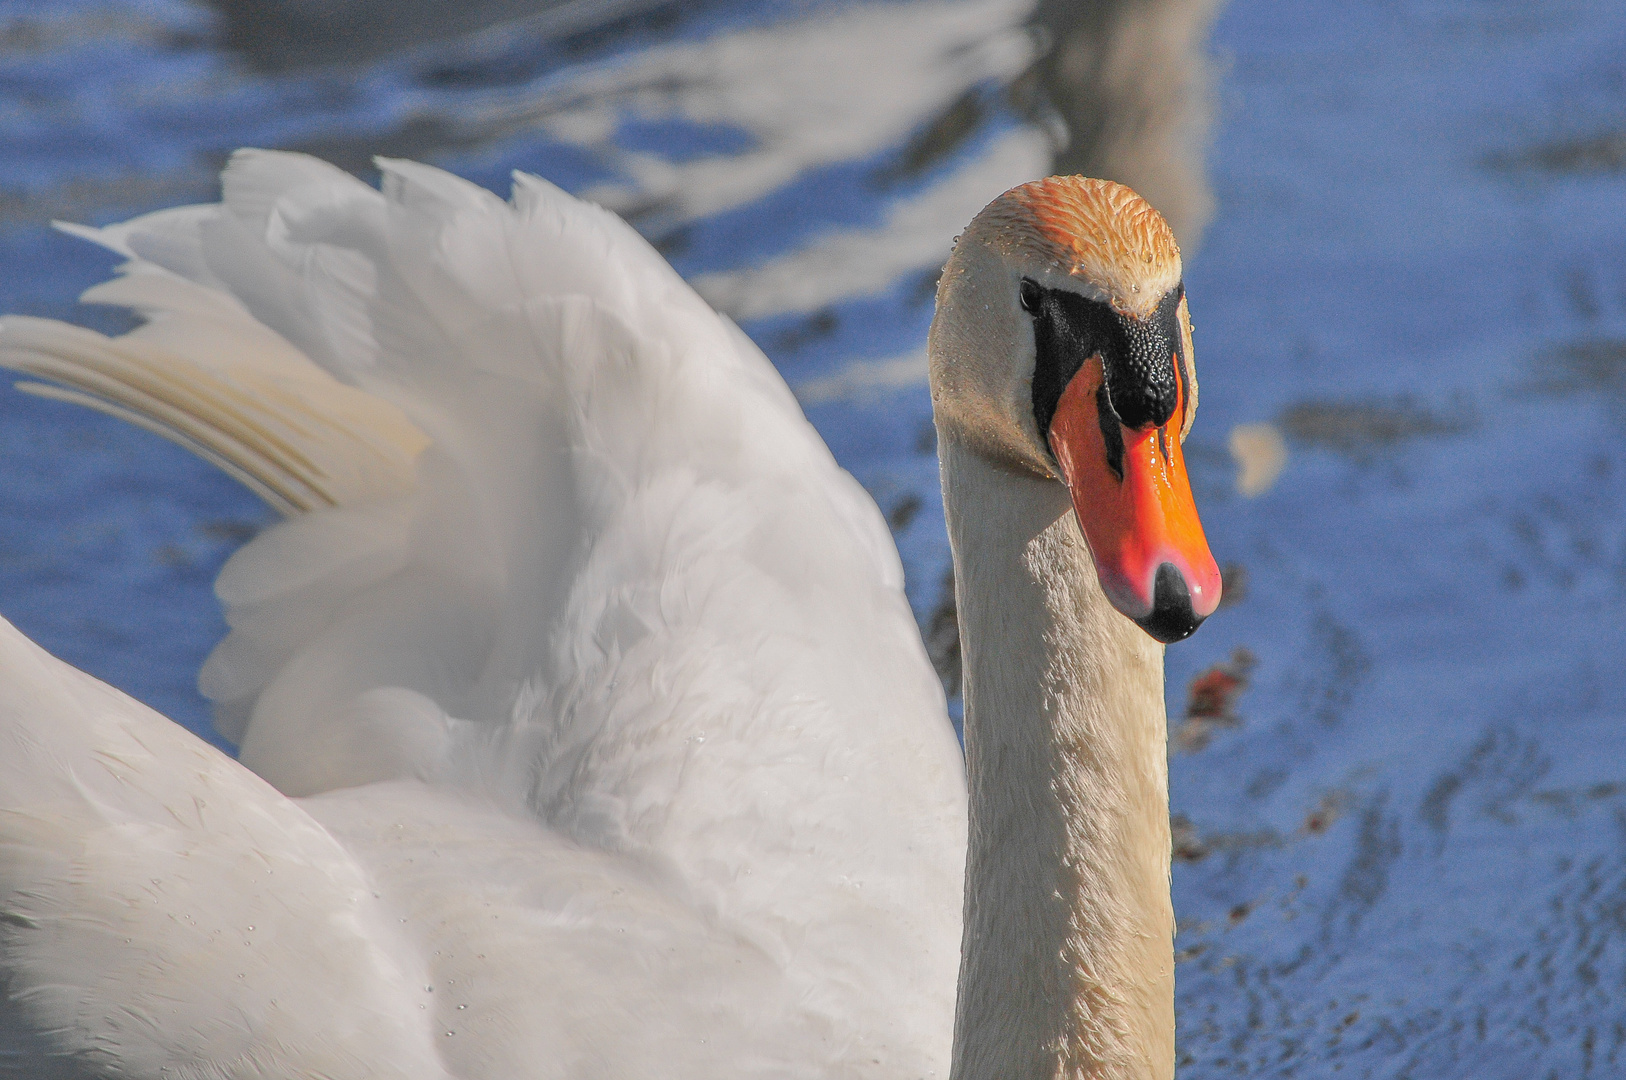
[[4, 0, 1626, 1075]]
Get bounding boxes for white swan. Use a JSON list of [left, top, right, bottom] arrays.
[[0, 153, 1217, 1080]]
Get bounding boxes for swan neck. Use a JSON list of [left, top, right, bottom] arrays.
[[941, 434, 1174, 1080]]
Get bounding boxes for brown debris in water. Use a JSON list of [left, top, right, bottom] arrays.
[[1299, 790, 1349, 836], [1171, 791, 1351, 867], [1171, 647, 1255, 753], [1168, 814, 1283, 864], [1170, 813, 1209, 862]]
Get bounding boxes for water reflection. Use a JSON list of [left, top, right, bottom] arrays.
[[1026, 0, 1220, 244], [203, 0, 674, 72], [194, 0, 1223, 322]]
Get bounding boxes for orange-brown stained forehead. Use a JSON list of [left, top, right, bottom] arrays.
[[976, 176, 1182, 319]]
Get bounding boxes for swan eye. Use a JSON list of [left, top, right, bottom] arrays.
[[1019, 279, 1041, 314]]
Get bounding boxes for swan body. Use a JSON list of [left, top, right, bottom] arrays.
[[0, 155, 1215, 1079]]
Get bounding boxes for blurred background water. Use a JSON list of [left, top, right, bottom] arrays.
[[4, 0, 1626, 1075]]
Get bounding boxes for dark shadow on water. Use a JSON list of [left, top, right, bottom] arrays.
[[204, 0, 654, 72], [1486, 130, 1626, 176], [0, 170, 220, 230], [1279, 396, 1474, 459], [1532, 339, 1626, 400], [870, 85, 994, 192]]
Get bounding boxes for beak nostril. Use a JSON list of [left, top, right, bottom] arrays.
[[1136, 563, 1205, 644]]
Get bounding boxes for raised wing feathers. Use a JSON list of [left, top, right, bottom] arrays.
[[0, 151, 965, 1078]]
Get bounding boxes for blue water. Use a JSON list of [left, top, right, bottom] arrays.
[[4, 0, 1626, 1074]]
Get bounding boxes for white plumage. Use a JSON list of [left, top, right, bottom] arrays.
[[0, 151, 967, 1079]]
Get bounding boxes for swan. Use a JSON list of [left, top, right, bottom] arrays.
[[0, 152, 1218, 1080]]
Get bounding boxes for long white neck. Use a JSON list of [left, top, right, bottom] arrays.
[[940, 433, 1174, 1080]]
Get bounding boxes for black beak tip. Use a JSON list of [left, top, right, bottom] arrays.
[[1136, 562, 1206, 644]]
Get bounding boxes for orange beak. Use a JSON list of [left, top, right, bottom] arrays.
[[1047, 355, 1221, 643]]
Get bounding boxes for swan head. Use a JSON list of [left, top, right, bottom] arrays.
[[928, 176, 1220, 643]]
